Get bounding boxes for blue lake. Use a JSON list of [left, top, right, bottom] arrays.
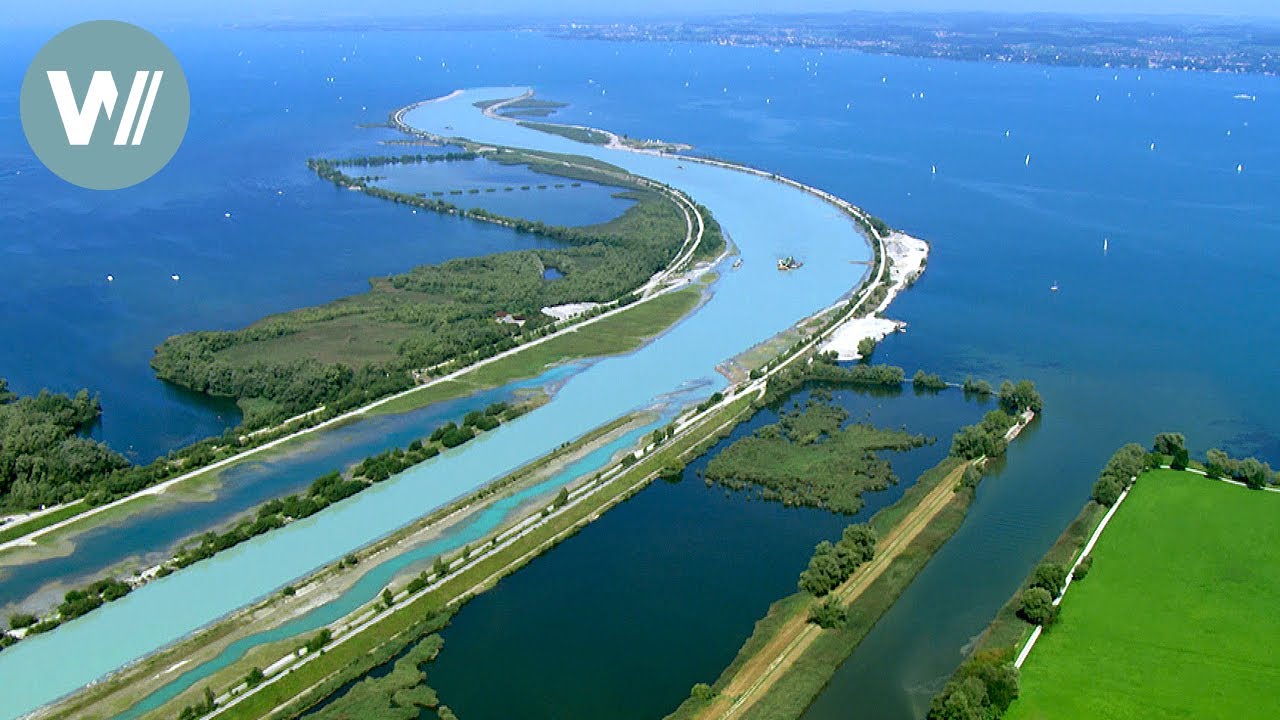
[[0, 76, 873, 718], [0, 26, 1276, 720]]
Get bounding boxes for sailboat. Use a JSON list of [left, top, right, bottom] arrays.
[[931, 164, 937, 175], [1049, 281, 1059, 292]]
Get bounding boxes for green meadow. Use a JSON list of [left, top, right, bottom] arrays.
[[1007, 469, 1280, 719]]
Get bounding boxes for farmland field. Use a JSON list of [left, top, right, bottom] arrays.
[[1007, 468, 1280, 719]]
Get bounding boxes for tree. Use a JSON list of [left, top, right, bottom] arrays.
[[958, 650, 1020, 712], [1205, 448, 1234, 479], [1170, 446, 1190, 471], [998, 379, 1043, 414], [1152, 432, 1186, 456], [1017, 587, 1056, 626], [382, 587, 394, 609], [927, 677, 989, 720], [951, 425, 998, 460], [1092, 476, 1123, 506], [1238, 457, 1270, 489], [857, 337, 876, 360], [1029, 562, 1068, 599]]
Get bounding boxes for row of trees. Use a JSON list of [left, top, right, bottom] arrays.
[[2, 576, 133, 638], [798, 524, 877, 597], [169, 403, 521, 573]]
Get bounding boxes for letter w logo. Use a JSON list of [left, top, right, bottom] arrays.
[[46, 70, 164, 146]]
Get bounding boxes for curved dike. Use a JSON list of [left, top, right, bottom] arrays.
[[0, 87, 872, 719]]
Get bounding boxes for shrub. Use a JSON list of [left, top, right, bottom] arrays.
[[1073, 555, 1093, 581], [808, 597, 847, 629], [304, 628, 332, 654], [691, 683, 717, 702], [927, 676, 990, 720], [7, 613, 36, 630], [857, 337, 876, 360]]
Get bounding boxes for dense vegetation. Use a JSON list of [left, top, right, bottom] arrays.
[[1, 575, 133, 640], [166, 402, 522, 574], [798, 524, 876, 597], [929, 649, 1021, 720], [309, 634, 446, 720], [152, 153, 690, 428], [518, 120, 611, 144], [704, 397, 928, 514], [0, 380, 129, 511]]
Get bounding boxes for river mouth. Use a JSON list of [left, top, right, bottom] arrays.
[[0, 86, 875, 720]]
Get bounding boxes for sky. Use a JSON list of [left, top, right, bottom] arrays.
[[10, 0, 1280, 26]]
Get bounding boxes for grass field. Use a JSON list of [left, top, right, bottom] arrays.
[[367, 287, 703, 418], [0, 503, 85, 545], [1007, 469, 1280, 720]]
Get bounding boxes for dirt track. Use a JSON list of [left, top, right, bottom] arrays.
[[696, 461, 969, 720]]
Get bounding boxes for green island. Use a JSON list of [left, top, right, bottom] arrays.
[[31, 136, 904, 718], [517, 120, 612, 144], [0, 137, 724, 562], [666, 375, 1042, 720], [927, 435, 1279, 720], [153, 150, 710, 428], [475, 97, 568, 118], [704, 394, 930, 514]]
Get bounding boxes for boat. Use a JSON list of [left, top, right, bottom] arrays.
[[777, 256, 803, 271], [1103, 238, 1109, 253], [1025, 154, 1032, 167], [731, 258, 743, 270], [171, 274, 181, 282], [1050, 281, 1059, 292]]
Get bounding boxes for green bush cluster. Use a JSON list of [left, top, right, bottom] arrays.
[[1090, 443, 1149, 506], [807, 596, 848, 629], [0, 381, 128, 510], [1204, 448, 1276, 489], [927, 650, 1020, 720], [798, 524, 877, 597]]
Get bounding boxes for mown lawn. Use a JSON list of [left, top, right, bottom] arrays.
[[1007, 469, 1280, 719]]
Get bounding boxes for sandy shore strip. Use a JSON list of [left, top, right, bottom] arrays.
[[819, 232, 929, 360], [541, 302, 602, 321]]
